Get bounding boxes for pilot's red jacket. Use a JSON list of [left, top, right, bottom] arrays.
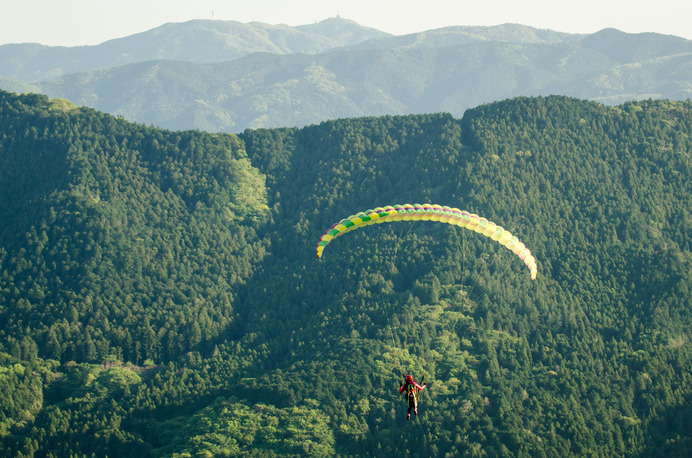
[[400, 379, 425, 394]]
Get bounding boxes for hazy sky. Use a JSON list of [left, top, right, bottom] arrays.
[[2, 0, 691, 46]]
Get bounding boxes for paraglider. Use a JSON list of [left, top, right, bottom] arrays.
[[316, 204, 538, 280], [316, 204, 537, 423]]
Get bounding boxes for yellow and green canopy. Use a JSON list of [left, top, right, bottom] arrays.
[[316, 204, 537, 280]]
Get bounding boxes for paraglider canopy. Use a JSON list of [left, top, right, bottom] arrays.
[[316, 203, 538, 280]]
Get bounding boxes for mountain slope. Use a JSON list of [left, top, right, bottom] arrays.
[[0, 91, 691, 455], [0, 90, 270, 366]]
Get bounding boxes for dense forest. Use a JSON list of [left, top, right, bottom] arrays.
[[0, 89, 691, 456]]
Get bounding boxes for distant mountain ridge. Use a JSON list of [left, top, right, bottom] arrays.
[[1, 19, 691, 132], [0, 18, 391, 81], [349, 22, 583, 51]]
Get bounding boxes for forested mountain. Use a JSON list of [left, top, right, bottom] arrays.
[[1, 89, 691, 456], [1, 21, 691, 133], [0, 18, 390, 81]]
